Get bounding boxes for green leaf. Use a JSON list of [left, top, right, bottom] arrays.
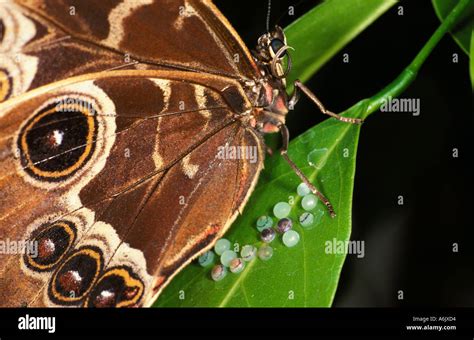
[[285, 0, 397, 93], [432, 0, 474, 55], [154, 0, 395, 307], [470, 29, 474, 89]]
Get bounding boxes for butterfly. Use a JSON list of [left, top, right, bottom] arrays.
[[0, 0, 361, 307]]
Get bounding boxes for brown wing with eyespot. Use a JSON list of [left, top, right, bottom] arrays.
[[0, 70, 264, 307], [0, 0, 259, 102]]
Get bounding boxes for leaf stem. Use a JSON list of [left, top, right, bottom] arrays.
[[354, 0, 472, 118]]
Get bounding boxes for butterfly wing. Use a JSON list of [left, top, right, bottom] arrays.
[[0, 70, 263, 307], [1, 0, 260, 102], [1, 0, 128, 102]]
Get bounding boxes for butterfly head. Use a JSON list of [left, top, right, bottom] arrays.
[[252, 26, 294, 134], [254, 26, 293, 81]]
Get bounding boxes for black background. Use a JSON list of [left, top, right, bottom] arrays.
[[215, 0, 473, 307]]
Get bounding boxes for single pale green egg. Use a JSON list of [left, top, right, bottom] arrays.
[[240, 245, 257, 262], [258, 245, 273, 261], [299, 212, 314, 228], [301, 194, 317, 211], [273, 202, 291, 219], [198, 251, 215, 267], [214, 238, 231, 255], [256, 215, 273, 231], [297, 182, 311, 197], [282, 230, 300, 247], [220, 250, 237, 267]]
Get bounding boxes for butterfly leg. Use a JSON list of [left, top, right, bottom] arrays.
[[291, 80, 364, 125], [278, 124, 336, 218]]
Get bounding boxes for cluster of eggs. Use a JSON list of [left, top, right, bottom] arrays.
[[198, 182, 324, 281]]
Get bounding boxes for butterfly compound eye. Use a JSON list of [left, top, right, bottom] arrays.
[[270, 38, 287, 57], [268, 39, 293, 79]]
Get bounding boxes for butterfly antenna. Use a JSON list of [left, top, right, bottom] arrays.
[[272, 0, 304, 29], [266, 0, 272, 32]]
